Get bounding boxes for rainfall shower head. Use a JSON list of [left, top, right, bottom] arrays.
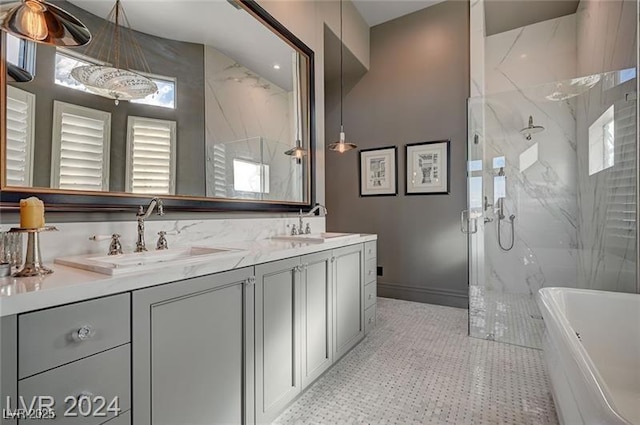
[[520, 116, 544, 140]]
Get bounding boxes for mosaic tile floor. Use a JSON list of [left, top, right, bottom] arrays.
[[273, 297, 558, 425], [469, 287, 546, 349]]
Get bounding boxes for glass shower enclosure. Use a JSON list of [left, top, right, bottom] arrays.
[[466, 70, 637, 348]]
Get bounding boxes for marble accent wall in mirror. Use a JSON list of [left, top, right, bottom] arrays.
[[0, 0, 314, 211]]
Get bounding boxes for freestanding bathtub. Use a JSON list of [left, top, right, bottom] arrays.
[[537, 287, 640, 425]]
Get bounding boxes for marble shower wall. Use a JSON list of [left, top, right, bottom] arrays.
[[485, 15, 578, 95], [479, 15, 580, 295], [575, 0, 638, 293], [203, 46, 303, 202]]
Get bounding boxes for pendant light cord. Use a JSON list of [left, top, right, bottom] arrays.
[[339, 0, 344, 132]]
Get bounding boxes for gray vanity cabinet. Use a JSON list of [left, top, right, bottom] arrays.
[[132, 267, 255, 425], [300, 251, 333, 388], [254, 257, 302, 425], [333, 244, 365, 359]]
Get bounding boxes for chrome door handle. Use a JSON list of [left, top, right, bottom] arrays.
[[460, 210, 478, 234]]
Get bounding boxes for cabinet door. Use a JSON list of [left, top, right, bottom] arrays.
[[333, 244, 365, 359], [300, 251, 333, 388], [1, 316, 17, 425], [255, 257, 301, 424], [132, 267, 255, 425]]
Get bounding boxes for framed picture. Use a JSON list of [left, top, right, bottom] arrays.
[[359, 146, 398, 196], [405, 140, 450, 195]]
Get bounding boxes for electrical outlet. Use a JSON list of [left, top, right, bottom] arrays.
[[377, 266, 383, 276]]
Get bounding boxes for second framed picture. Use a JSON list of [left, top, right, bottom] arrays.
[[359, 146, 398, 196], [405, 140, 450, 195]]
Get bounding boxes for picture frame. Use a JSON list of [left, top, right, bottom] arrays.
[[359, 146, 398, 196], [405, 140, 450, 195]]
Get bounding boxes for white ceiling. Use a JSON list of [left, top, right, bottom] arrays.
[[67, 0, 295, 90], [352, 0, 446, 27]]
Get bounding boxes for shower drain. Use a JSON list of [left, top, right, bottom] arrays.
[[530, 314, 543, 320]]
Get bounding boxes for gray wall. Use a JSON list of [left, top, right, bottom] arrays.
[[9, 0, 205, 195], [325, 0, 470, 308]]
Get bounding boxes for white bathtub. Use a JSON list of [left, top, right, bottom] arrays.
[[537, 287, 640, 425]]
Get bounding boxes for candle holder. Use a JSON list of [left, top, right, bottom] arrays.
[[8, 227, 58, 277]]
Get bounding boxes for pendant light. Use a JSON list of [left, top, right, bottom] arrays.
[[70, 0, 157, 105], [328, 0, 357, 153], [0, 0, 91, 47], [285, 53, 307, 163]]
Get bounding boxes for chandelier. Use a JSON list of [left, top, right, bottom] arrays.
[[70, 0, 157, 104]]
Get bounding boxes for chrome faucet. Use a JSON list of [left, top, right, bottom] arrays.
[[135, 198, 164, 252], [298, 203, 328, 234]]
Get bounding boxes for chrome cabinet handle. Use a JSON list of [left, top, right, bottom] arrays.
[[368, 269, 373, 275], [368, 317, 373, 324], [73, 325, 95, 342], [368, 293, 373, 299], [245, 276, 256, 286], [330, 257, 335, 263]]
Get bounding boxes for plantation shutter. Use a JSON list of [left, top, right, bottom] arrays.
[[51, 101, 111, 191], [126, 117, 176, 195], [606, 96, 637, 246], [212, 143, 227, 197], [5, 86, 35, 186]]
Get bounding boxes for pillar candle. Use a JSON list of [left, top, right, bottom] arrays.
[[20, 197, 45, 228]]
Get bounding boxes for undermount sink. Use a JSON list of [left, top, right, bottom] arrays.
[[55, 246, 246, 275], [271, 232, 360, 243]]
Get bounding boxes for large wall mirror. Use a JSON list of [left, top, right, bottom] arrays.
[[0, 0, 315, 211]]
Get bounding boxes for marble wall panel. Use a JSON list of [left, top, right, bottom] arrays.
[[2, 216, 326, 264]]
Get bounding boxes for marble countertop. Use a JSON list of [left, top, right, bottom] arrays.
[[0, 234, 376, 317]]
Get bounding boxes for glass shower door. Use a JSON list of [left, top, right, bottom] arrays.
[[466, 70, 638, 349]]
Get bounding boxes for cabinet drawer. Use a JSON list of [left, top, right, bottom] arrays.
[[101, 410, 130, 425], [364, 304, 376, 335], [365, 282, 376, 310], [364, 241, 376, 261], [365, 259, 377, 284], [18, 344, 131, 425], [19, 293, 130, 379]]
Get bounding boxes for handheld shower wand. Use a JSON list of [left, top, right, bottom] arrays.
[[495, 167, 515, 251]]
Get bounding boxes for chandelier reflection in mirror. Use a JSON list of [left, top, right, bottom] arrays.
[[70, 0, 157, 105]]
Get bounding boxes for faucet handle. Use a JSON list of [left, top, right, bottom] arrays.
[[156, 230, 178, 250], [305, 223, 311, 234], [156, 231, 169, 250], [108, 234, 123, 255], [91, 234, 123, 255], [90, 234, 123, 255], [290, 224, 298, 236]]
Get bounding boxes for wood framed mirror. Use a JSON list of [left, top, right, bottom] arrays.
[[0, 0, 315, 212]]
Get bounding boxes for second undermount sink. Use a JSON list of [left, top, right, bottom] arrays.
[[272, 232, 360, 243], [55, 246, 246, 275]]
